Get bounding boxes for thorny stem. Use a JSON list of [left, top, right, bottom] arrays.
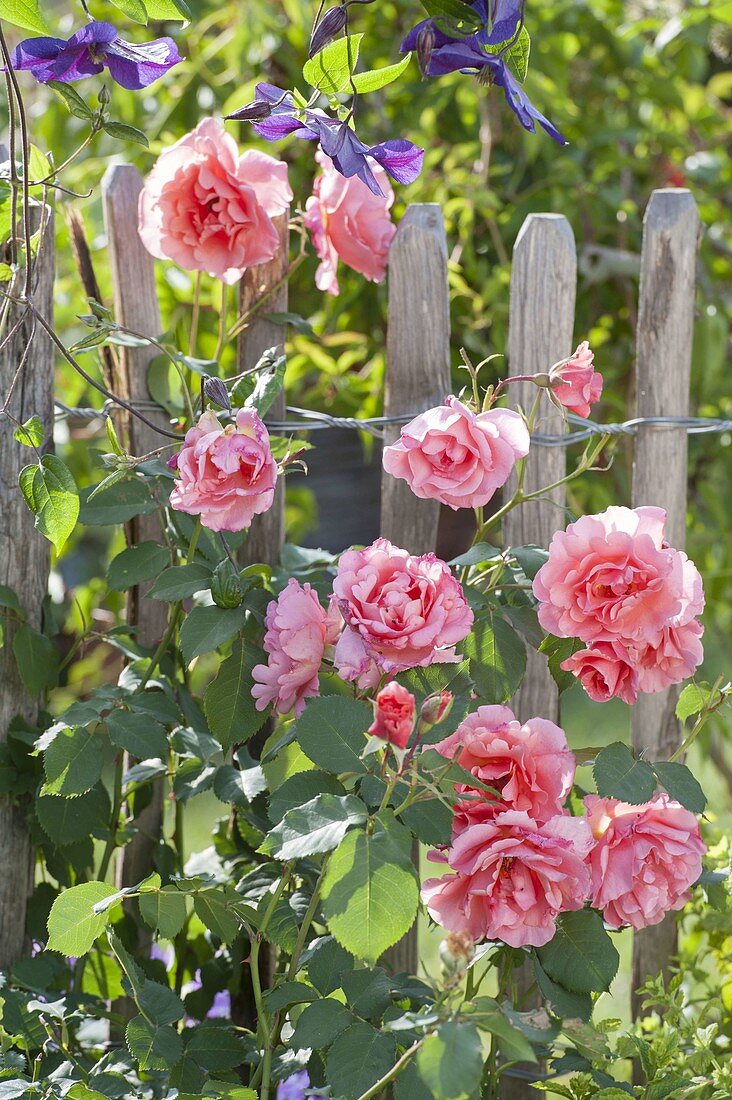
[[249, 865, 294, 1098], [355, 1039, 423, 1100]]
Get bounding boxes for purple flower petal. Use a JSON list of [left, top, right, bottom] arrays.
[[105, 35, 182, 90], [492, 63, 567, 144], [206, 989, 231, 1019], [369, 139, 425, 186], [276, 1072, 311, 1100], [481, 0, 523, 46]]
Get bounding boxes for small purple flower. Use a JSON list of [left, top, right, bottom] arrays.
[[276, 1071, 312, 1100], [401, 0, 566, 144], [227, 83, 424, 197], [8, 20, 182, 90], [206, 989, 231, 1019]]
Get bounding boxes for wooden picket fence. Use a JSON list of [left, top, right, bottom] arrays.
[[0, 173, 700, 1051]]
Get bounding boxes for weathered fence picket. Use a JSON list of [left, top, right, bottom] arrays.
[[380, 203, 453, 975], [630, 188, 700, 1010], [102, 166, 171, 925], [0, 208, 54, 969]]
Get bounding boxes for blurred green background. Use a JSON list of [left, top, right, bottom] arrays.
[[8, 0, 731, 1031]]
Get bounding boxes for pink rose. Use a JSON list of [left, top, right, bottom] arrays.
[[169, 408, 277, 532], [382, 395, 530, 510], [550, 341, 603, 419], [533, 506, 703, 647], [304, 151, 396, 296], [585, 794, 705, 930], [435, 705, 576, 827], [561, 640, 640, 705], [634, 619, 704, 694], [422, 811, 593, 948], [251, 579, 329, 716], [332, 538, 473, 677], [368, 682, 416, 749], [138, 118, 292, 284]]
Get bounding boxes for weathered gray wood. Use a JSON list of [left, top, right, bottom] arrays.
[[631, 188, 699, 1009], [102, 165, 168, 898], [380, 203, 452, 556], [237, 212, 289, 567], [501, 214, 576, 1100], [0, 207, 54, 969], [504, 213, 577, 723], [380, 204, 452, 976]]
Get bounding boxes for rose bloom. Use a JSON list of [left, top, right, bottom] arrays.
[[169, 408, 277, 532], [585, 794, 705, 930], [422, 811, 593, 948], [533, 506, 704, 648], [138, 118, 292, 283], [368, 682, 416, 749], [304, 151, 397, 296], [332, 538, 473, 678], [383, 395, 530, 510], [561, 640, 640, 705], [550, 341, 603, 419], [435, 705, 576, 827], [251, 580, 330, 716]]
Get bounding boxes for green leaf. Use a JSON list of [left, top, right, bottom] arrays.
[[204, 636, 266, 752], [469, 1003, 537, 1063], [512, 543, 549, 580], [179, 605, 247, 664], [79, 478, 158, 525], [651, 761, 707, 814], [12, 624, 58, 696], [126, 1015, 183, 1072], [539, 634, 583, 695], [294, 695, 371, 774], [193, 887, 243, 942], [325, 1023, 397, 1098], [103, 122, 149, 147], [417, 1020, 484, 1099], [144, 0, 190, 18], [19, 455, 79, 554], [533, 957, 592, 1021], [185, 1024, 249, 1071], [107, 710, 168, 761], [351, 53, 413, 93], [0, 0, 49, 33], [244, 350, 286, 417], [303, 33, 364, 94], [463, 608, 526, 703], [47, 81, 94, 119], [322, 812, 419, 964], [537, 910, 620, 994], [36, 785, 111, 846], [420, 0, 483, 33], [290, 998, 353, 1051], [594, 742, 656, 804], [108, 542, 170, 590], [485, 25, 531, 82], [0, 584, 22, 614], [108, 0, 148, 22], [149, 563, 212, 600], [43, 726, 104, 796], [268, 770, 346, 824], [139, 887, 187, 939], [676, 681, 716, 723], [13, 415, 44, 448], [213, 761, 266, 806], [260, 794, 368, 860], [47, 882, 118, 956]]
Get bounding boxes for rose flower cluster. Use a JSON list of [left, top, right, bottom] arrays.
[[422, 707, 705, 946]]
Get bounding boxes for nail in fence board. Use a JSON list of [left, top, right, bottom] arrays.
[[631, 188, 699, 1008]]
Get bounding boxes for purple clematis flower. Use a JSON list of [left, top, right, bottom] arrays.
[[227, 83, 424, 198], [276, 1071, 312, 1100], [401, 0, 566, 145], [8, 20, 181, 90]]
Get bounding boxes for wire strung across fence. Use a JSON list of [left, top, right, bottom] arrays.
[[53, 400, 732, 447]]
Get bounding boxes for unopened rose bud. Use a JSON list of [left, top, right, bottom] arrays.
[[416, 24, 435, 77], [225, 100, 272, 123], [309, 6, 348, 58], [420, 690, 453, 729], [203, 376, 231, 411], [439, 931, 475, 976], [368, 682, 416, 750]]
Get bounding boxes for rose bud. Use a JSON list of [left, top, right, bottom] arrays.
[[309, 6, 348, 58], [368, 682, 416, 750], [439, 930, 475, 977], [420, 689, 453, 729]]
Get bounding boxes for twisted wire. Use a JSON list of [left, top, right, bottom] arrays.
[[53, 401, 732, 447]]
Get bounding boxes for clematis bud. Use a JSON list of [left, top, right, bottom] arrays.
[[439, 931, 475, 977], [309, 6, 348, 58], [225, 100, 273, 123], [420, 690, 454, 729], [416, 24, 435, 77], [203, 376, 231, 411]]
